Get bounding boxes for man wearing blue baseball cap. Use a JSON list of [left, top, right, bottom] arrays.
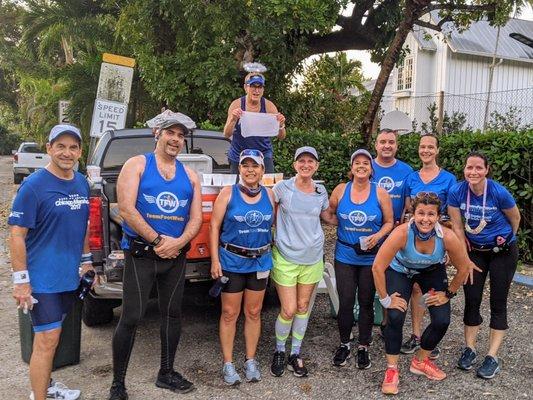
[[223, 72, 286, 173], [9, 124, 93, 400]]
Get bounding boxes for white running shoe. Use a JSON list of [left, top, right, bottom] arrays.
[[29, 380, 81, 400]]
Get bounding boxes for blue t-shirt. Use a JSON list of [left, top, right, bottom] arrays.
[[219, 185, 273, 273], [335, 182, 383, 266], [372, 159, 413, 222], [448, 180, 516, 246], [8, 169, 89, 293], [405, 169, 457, 214], [121, 153, 193, 249]]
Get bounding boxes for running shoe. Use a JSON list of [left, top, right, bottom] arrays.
[[244, 358, 261, 382], [30, 380, 81, 400], [476, 356, 500, 379], [356, 346, 371, 369], [429, 346, 441, 360], [400, 334, 420, 354], [457, 347, 477, 370], [222, 362, 242, 386], [155, 370, 195, 393], [108, 381, 128, 400], [410, 356, 446, 380], [270, 351, 285, 377], [287, 354, 308, 377], [332, 344, 351, 367], [381, 366, 399, 395]]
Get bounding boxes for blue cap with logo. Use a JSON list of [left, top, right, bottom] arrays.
[[239, 149, 265, 166], [48, 124, 82, 143], [246, 75, 265, 86]]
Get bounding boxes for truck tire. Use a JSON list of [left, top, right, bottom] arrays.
[[82, 293, 118, 327], [13, 173, 23, 184]]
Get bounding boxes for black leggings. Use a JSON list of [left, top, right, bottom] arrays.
[[334, 260, 375, 346], [463, 242, 518, 330], [112, 251, 186, 383], [384, 266, 450, 355]]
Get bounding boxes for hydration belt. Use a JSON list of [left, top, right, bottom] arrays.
[[337, 238, 380, 255], [221, 242, 272, 258]]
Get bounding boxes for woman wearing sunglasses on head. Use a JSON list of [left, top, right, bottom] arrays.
[[448, 152, 520, 379], [373, 192, 472, 395], [327, 149, 393, 370], [401, 134, 457, 359], [223, 73, 286, 173], [269, 146, 337, 378], [210, 149, 275, 386]]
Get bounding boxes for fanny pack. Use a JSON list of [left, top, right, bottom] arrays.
[[221, 242, 271, 259], [129, 237, 190, 260], [470, 234, 514, 254], [337, 238, 380, 255], [394, 257, 444, 278]]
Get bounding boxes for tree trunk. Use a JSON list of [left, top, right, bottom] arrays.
[[360, 0, 430, 143], [61, 35, 74, 65]]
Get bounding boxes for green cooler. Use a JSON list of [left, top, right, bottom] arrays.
[[330, 293, 384, 326], [19, 300, 83, 370]]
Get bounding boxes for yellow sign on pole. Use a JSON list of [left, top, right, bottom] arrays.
[[102, 53, 136, 68]]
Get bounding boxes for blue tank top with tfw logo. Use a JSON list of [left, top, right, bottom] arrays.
[[335, 182, 383, 266], [219, 185, 273, 273], [121, 153, 193, 249]]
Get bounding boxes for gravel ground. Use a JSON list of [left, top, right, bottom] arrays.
[[0, 156, 531, 399]]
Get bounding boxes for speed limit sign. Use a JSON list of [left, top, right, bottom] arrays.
[[90, 99, 128, 137]]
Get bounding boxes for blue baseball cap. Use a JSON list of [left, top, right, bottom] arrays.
[[48, 124, 82, 143], [246, 75, 265, 86], [350, 148, 373, 164], [239, 149, 264, 166], [294, 146, 319, 161]]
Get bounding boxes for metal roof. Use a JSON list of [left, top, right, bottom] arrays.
[[411, 28, 437, 51], [429, 11, 533, 63]]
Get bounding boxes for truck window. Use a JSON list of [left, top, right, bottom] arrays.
[[102, 137, 192, 171], [190, 137, 230, 171], [21, 144, 43, 153]]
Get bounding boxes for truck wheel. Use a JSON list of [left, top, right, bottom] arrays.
[[82, 293, 118, 327], [13, 173, 23, 184]]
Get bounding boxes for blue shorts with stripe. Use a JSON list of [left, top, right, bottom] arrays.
[[29, 291, 77, 333]]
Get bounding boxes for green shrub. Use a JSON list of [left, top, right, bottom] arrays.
[[274, 129, 533, 261]]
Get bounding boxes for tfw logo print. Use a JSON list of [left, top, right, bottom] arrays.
[[348, 210, 367, 226], [234, 210, 272, 227], [378, 177, 395, 192], [143, 192, 188, 214]]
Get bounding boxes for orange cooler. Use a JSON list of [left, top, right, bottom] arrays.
[[186, 186, 220, 259]]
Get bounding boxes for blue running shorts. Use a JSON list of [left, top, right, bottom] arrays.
[[29, 291, 77, 333]]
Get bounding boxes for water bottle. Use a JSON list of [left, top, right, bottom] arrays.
[[78, 270, 96, 300], [209, 276, 229, 297]]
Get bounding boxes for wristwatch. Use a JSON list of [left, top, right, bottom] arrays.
[[150, 235, 163, 246], [445, 289, 457, 299]]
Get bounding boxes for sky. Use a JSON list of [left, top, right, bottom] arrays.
[[349, 4, 533, 80]]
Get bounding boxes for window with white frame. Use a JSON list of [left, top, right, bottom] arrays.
[[396, 57, 413, 91]]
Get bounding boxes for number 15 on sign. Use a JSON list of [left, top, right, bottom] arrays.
[[90, 99, 128, 138]]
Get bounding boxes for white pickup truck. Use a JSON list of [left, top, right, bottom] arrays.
[[12, 142, 50, 184]]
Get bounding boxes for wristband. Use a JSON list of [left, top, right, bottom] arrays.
[[13, 270, 30, 284], [379, 295, 392, 309], [81, 252, 93, 265], [151, 235, 163, 246], [445, 289, 457, 299]]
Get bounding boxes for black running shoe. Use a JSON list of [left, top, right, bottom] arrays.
[[457, 347, 477, 371], [356, 346, 371, 369], [400, 334, 420, 354], [288, 354, 308, 377], [476, 356, 500, 379], [429, 346, 441, 360], [270, 351, 285, 377], [109, 382, 128, 400], [156, 370, 195, 394], [333, 344, 351, 367]]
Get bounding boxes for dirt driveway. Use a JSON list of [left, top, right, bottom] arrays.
[[0, 156, 530, 399]]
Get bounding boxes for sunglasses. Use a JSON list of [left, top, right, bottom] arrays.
[[240, 149, 264, 159]]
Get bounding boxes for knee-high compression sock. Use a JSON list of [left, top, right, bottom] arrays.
[[291, 312, 310, 356], [275, 314, 293, 352]]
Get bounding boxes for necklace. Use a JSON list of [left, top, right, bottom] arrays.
[[238, 183, 262, 197], [464, 180, 487, 235]]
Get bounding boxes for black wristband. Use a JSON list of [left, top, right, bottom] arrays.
[[150, 235, 162, 246], [445, 289, 457, 299]]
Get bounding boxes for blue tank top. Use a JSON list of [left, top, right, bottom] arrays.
[[227, 96, 273, 162], [335, 182, 383, 266], [390, 223, 446, 275], [121, 153, 193, 249], [219, 185, 273, 273]]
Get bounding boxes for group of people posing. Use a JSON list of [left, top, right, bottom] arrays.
[[9, 71, 520, 400]]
